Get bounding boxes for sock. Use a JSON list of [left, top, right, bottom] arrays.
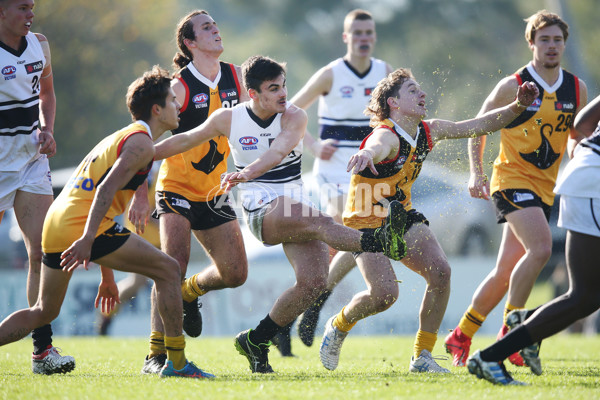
[[333, 307, 356, 332], [164, 335, 186, 370], [313, 289, 332, 310], [181, 273, 206, 303], [32, 324, 53, 355], [480, 325, 533, 362], [414, 329, 437, 358], [503, 302, 521, 325], [249, 314, 282, 345], [149, 331, 166, 358], [359, 232, 383, 253], [458, 305, 486, 339]]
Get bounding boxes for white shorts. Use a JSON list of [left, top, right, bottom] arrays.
[[313, 145, 358, 207], [558, 195, 600, 238], [240, 180, 316, 243], [0, 156, 52, 212]]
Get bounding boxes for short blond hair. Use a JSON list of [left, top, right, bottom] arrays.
[[365, 68, 414, 126], [343, 9, 373, 33], [524, 9, 569, 43]]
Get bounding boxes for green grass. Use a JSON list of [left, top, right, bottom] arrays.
[[1, 334, 598, 399]]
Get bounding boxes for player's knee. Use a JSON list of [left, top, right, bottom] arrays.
[[298, 274, 327, 300], [33, 304, 60, 324], [529, 242, 552, 265], [372, 289, 398, 313], [427, 260, 451, 289], [151, 255, 181, 284], [221, 265, 248, 288]]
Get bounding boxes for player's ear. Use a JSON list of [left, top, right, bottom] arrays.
[[248, 88, 257, 100]]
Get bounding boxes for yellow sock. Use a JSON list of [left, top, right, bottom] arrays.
[[164, 335, 186, 370], [181, 273, 206, 302], [413, 329, 437, 359], [504, 302, 522, 325], [333, 307, 357, 332], [458, 305, 486, 339], [149, 331, 165, 358]]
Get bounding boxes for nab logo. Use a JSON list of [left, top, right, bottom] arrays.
[[220, 90, 237, 99], [25, 61, 43, 74], [192, 93, 209, 104], [555, 101, 575, 111], [2, 65, 16, 76], [239, 136, 258, 145], [340, 86, 353, 98]]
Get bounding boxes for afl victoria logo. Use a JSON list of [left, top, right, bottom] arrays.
[[239, 136, 258, 145], [340, 86, 354, 97], [2, 65, 16, 76], [192, 93, 208, 104]]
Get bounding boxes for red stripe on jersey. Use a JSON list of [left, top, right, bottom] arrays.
[[178, 76, 190, 112], [229, 63, 242, 95]]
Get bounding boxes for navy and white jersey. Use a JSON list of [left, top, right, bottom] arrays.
[[0, 32, 46, 171], [315, 57, 387, 187], [229, 102, 302, 185], [229, 102, 305, 210], [555, 128, 600, 198]]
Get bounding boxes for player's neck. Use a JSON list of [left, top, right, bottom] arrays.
[[530, 60, 561, 86], [344, 53, 371, 74], [0, 29, 24, 51], [389, 112, 420, 139], [191, 51, 221, 81]]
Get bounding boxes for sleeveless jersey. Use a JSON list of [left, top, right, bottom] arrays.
[[229, 102, 302, 188], [555, 128, 600, 198], [42, 121, 152, 253], [315, 58, 388, 185], [156, 61, 241, 201], [343, 119, 434, 230], [490, 63, 580, 205], [0, 32, 46, 171]]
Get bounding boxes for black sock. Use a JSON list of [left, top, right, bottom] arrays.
[[313, 289, 332, 310], [480, 325, 533, 362], [359, 232, 383, 253], [249, 314, 282, 345], [32, 324, 53, 355]]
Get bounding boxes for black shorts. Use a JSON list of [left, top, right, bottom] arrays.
[[492, 189, 552, 224], [153, 191, 237, 231], [43, 223, 131, 269], [352, 209, 429, 258]]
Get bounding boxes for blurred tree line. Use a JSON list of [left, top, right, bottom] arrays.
[[34, 0, 599, 174]]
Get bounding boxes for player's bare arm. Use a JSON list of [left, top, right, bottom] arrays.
[[154, 108, 232, 160], [35, 33, 57, 157], [221, 106, 307, 190], [347, 127, 399, 175], [429, 81, 539, 142], [291, 66, 337, 159], [566, 79, 589, 157], [60, 134, 155, 272]]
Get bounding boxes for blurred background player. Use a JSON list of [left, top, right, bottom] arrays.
[[445, 10, 588, 367], [136, 10, 250, 374], [289, 8, 393, 351], [0, 0, 74, 374], [467, 93, 600, 386], [317, 69, 539, 373]]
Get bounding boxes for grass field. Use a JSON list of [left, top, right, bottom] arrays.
[[1, 334, 598, 400]]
